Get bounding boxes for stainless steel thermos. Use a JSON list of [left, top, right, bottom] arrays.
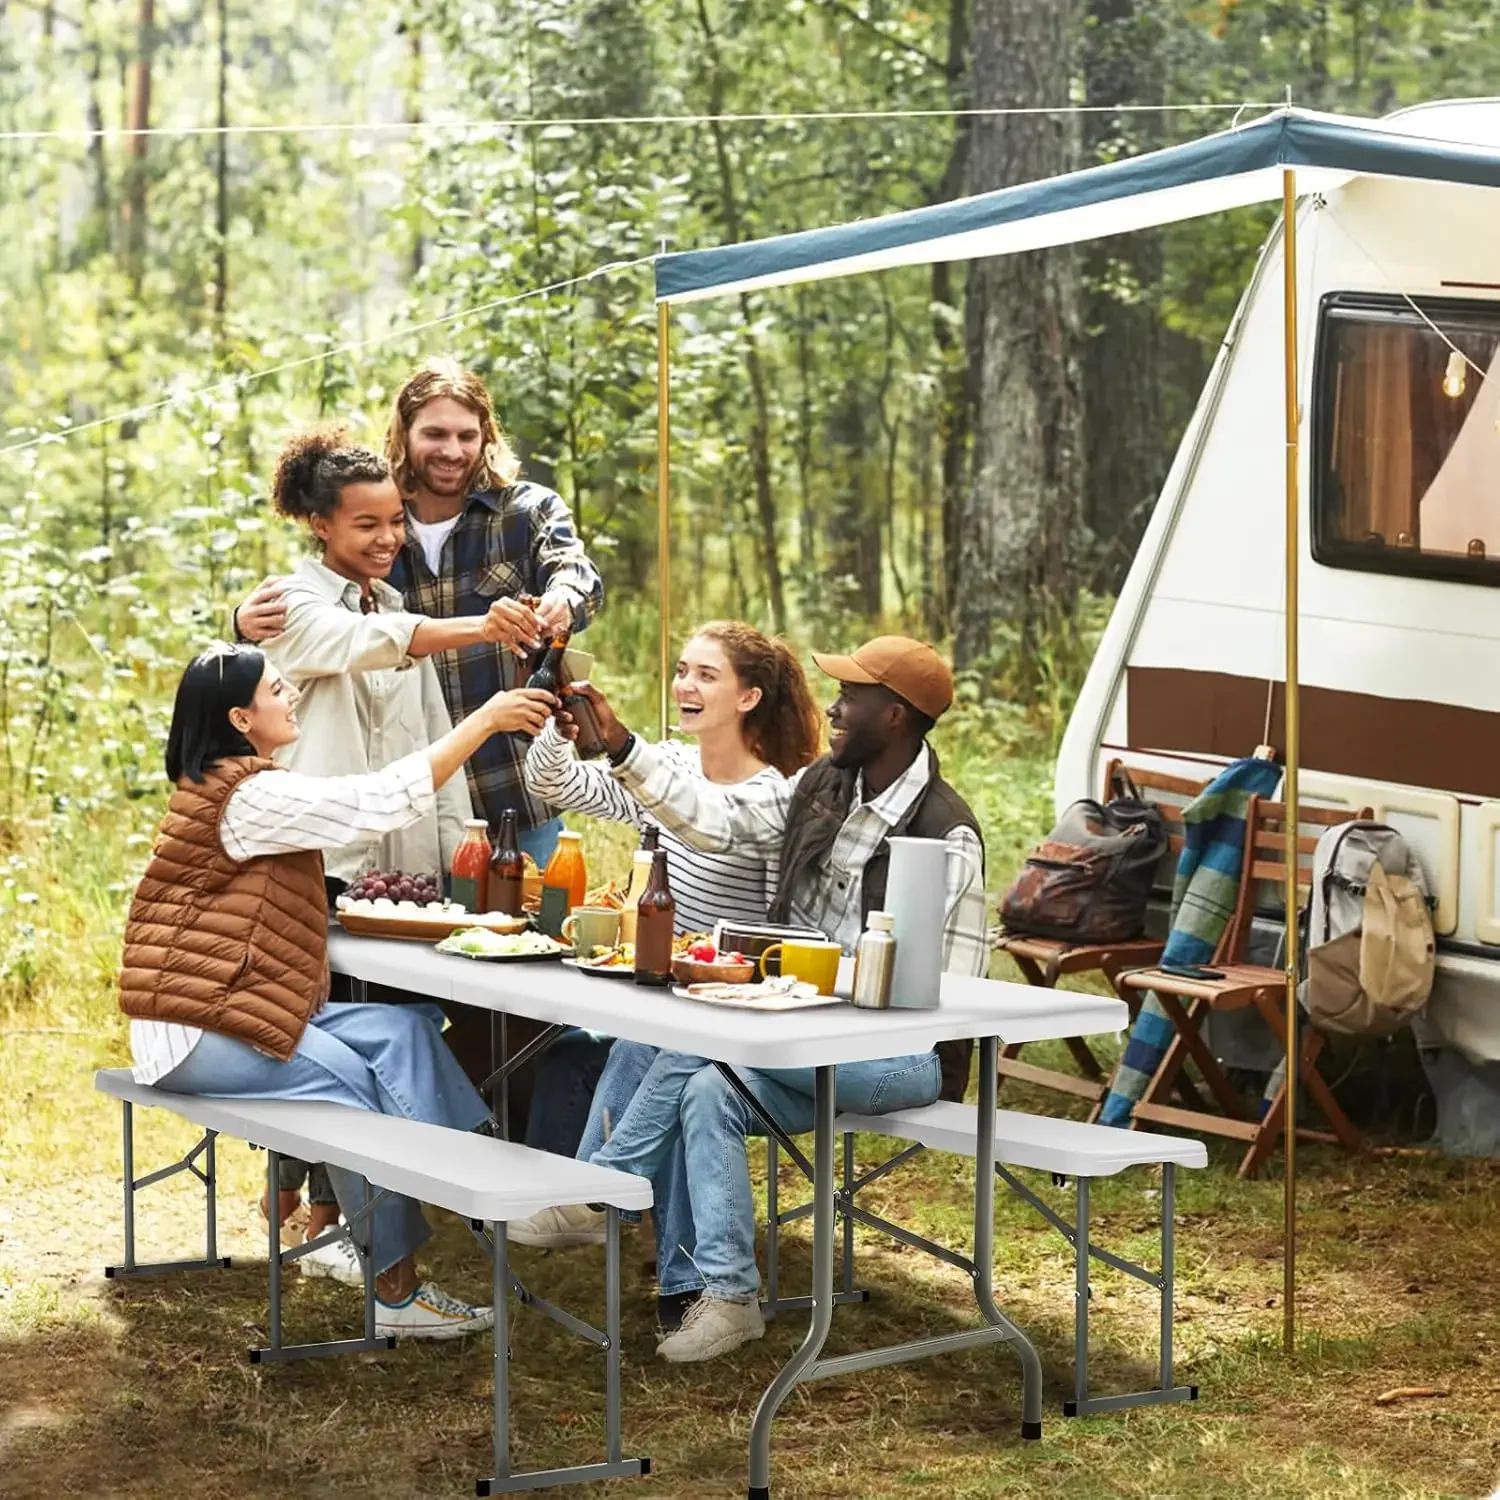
[[851, 911, 897, 1009]]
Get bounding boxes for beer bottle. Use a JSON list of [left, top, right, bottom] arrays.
[[633, 849, 676, 988], [561, 688, 610, 759], [487, 810, 525, 916], [526, 628, 571, 696]]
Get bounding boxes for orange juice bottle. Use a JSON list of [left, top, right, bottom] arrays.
[[538, 830, 587, 937]]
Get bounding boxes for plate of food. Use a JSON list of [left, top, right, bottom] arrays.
[[671, 975, 845, 1011], [434, 927, 568, 962], [563, 942, 636, 978]]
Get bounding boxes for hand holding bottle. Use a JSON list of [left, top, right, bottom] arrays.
[[481, 597, 542, 656], [558, 681, 629, 756], [481, 687, 557, 737]]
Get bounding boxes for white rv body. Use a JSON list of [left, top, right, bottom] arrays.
[[1057, 97, 1500, 1066]]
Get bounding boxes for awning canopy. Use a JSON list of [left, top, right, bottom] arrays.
[[655, 107, 1500, 305]]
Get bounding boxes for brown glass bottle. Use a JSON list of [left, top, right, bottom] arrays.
[[633, 849, 676, 988], [561, 689, 609, 759], [487, 809, 525, 916], [526, 628, 571, 695]]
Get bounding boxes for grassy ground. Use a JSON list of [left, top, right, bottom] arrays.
[[4, 1012, 1499, 1499]]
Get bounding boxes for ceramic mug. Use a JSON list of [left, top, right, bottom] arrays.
[[758, 939, 842, 996], [561, 906, 622, 959]]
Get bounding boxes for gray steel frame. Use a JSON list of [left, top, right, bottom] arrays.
[[823, 1105, 1199, 1416], [474, 1211, 651, 1495], [105, 1100, 232, 1279], [248, 1148, 396, 1364], [745, 1040, 1044, 1500]]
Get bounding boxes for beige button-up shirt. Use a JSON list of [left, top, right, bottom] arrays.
[[263, 556, 474, 885]]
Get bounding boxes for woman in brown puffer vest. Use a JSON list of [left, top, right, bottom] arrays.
[[120, 642, 556, 1342]]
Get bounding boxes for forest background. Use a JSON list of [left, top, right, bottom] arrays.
[[4, 0, 1500, 1011]]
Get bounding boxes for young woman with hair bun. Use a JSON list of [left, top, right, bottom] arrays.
[[515, 621, 821, 1330], [252, 424, 530, 1258]]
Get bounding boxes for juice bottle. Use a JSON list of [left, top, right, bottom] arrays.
[[450, 818, 491, 912], [487, 810, 525, 916], [633, 850, 676, 988], [538, 829, 587, 938], [618, 826, 660, 946]]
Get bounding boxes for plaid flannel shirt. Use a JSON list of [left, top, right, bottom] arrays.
[[388, 482, 603, 831]]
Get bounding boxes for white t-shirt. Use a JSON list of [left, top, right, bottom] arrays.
[[407, 512, 462, 575]]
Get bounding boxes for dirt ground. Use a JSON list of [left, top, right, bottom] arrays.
[[3, 1029, 1499, 1499]]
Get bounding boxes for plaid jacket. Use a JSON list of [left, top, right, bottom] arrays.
[[388, 482, 604, 832]]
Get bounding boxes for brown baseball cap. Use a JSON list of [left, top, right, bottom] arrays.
[[811, 635, 955, 721]]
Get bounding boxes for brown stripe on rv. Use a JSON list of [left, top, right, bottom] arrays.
[[1126, 667, 1500, 798]]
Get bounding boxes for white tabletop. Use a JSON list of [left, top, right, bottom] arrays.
[[328, 932, 1127, 1071]]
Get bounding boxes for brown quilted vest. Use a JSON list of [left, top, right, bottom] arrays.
[[119, 756, 330, 1061], [768, 750, 986, 1102]]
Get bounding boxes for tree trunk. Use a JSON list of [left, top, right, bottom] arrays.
[[695, 0, 785, 632], [213, 0, 228, 328], [956, 0, 1084, 671], [121, 0, 153, 282], [932, 0, 970, 632], [1081, 0, 1167, 590]]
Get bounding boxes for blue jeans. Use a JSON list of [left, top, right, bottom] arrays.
[[525, 1027, 610, 1157], [517, 816, 564, 869], [591, 1048, 942, 1301], [573, 1040, 701, 1298], [158, 1002, 490, 1277]]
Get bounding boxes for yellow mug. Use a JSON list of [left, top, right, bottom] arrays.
[[759, 939, 842, 996]]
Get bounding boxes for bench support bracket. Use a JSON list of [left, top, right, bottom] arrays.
[[476, 1210, 651, 1495], [105, 1101, 232, 1279], [248, 1149, 395, 1365]]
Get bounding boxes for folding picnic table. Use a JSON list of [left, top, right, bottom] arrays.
[[327, 930, 1126, 1497]]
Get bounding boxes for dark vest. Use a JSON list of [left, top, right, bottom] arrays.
[[768, 750, 985, 1101]]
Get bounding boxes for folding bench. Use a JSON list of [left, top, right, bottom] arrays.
[[767, 1101, 1207, 1414], [95, 1068, 653, 1495]]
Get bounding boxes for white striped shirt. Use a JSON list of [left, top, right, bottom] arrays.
[[523, 722, 780, 937], [128, 753, 437, 1084]]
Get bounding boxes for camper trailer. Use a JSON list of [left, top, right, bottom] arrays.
[[1057, 97, 1500, 1143]]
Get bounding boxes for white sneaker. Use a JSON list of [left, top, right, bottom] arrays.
[[507, 1203, 607, 1248], [299, 1228, 363, 1286], [656, 1294, 764, 1363], [376, 1281, 493, 1341]]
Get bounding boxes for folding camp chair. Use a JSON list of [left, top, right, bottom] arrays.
[[990, 760, 1210, 1107], [1116, 794, 1372, 1177]]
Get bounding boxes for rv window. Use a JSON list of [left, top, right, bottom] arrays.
[[1313, 294, 1500, 586]]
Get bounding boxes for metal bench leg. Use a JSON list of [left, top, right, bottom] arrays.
[[765, 1139, 779, 1313], [841, 1132, 856, 1298], [105, 1100, 233, 1279], [248, 1152, 395, 1365], [1061, 1160, 1198, 1416], [475, 1210, 651, 1494]]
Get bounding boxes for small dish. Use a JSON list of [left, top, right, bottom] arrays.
[[670, 954, 757, 986]]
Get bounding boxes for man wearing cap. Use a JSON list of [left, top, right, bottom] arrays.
[[516, 635, 986, 1362]]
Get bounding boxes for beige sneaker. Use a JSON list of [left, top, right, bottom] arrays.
[[656, 1294, 764, 1363], [507, 1203, 607, 1248]]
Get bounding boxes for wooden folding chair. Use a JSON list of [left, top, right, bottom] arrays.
[[990, 759, 1210, 1107], [1116, 794, 1372, 1177]]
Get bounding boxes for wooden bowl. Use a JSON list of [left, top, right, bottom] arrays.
[[671, 954, 756, 986]]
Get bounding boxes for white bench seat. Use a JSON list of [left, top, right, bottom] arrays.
[[766, 1101, 1206, 1418], [94, 1067, 651, 1495], [95, 1068, 651, 1221], [835, 1101, 1208, 1178]]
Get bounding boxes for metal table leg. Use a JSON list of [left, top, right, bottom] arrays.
[[971, 1034, 1044, 1439], [746, 1063, 836, 1499]]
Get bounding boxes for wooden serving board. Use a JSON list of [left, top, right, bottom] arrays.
[[336, 910, 530, 943]]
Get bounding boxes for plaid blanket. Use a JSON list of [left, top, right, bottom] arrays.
[[1098, 757, 1283, 1127]]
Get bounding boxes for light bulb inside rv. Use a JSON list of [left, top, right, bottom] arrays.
[[1442, 350, 1467, 399]]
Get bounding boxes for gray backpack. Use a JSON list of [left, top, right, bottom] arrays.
[[1300, 821, 1435, 1038]]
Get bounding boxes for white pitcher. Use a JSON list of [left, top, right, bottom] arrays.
[[884, 836, 982, 1009]]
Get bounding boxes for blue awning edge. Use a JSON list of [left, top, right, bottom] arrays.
[[654, 108, 1500, 304]]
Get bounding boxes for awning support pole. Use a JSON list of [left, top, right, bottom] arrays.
[[656, 300, 672, 741], [1281, 166, 1301, 1357]]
